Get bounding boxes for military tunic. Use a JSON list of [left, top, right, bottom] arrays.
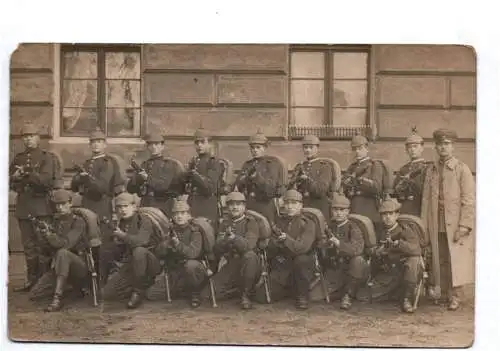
[[127, 155, 183, 217], [30, 214, 89, 300], [101, 213, 162, 300], [290, 158, 334, 222], [234, 156, 285, 224], [212, 215, 261, 299], [393, 159, 430, 216], [10, 147, 56, 283]]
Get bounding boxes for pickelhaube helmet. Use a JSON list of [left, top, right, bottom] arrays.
[[50, 189, 72, 204], [171, 200, 191, 212], [226, 191, 246, 203], [194, 122, 211, 141], [283, 189, 303, 202], [89, 127, 106, 141], [249, 129, 269, 145], [378, 198, 402, 213], [114, 192, 136, 206], [351, 130, 368, 148], [302, 134, 320, 146], [405, 126, 424, 145], [330, 193, 351, 209], [144, 131, 165, 144]]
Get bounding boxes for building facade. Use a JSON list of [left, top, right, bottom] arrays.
[[8, 43, 476, 252]]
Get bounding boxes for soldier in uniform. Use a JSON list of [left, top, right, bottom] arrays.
[[289, 135, 336, 223], [266, 190, 315, 310], [213, 192, 261, 309], [374, 198, 423, 313], [29, 189, 90, 312], [322, 194, 367, 310], [181, 128, 225, 225], [101, 193, 162, 309], [127, 132, 183, 217], [233, 131, 285, 224], [393, 128, 430, 216], [10, 123, 56, 292], [421, 129, 475, 311], [342, 134, 385, 238], [154, 200, 207, 308]]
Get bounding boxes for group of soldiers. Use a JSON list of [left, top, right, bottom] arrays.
[[9, 122, 475, 315]]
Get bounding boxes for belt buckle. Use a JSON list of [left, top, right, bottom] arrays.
[[250, 192, 255, 198], [355, 191, 361, 196]]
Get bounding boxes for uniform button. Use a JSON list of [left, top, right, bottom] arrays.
[[407, 196, 414, 201], [250, 192, 255, 197], [355, 191, 361, 195]]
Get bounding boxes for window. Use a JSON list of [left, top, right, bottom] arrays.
[[60, 45, 142, 137], [289, 45, 371, 139]]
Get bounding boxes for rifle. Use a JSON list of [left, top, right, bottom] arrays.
[[184, 156, 200, 195], [102, 215, 123, 245], [84, 247, 99, 307], [289, 161, 311, 196], [27, 214, 53, 238], [393, 163, 430, 199], [202, 254, 218, 308], [162, 225, 179, 303], [311, 249, 330, 303], [72, 162, 95, 194], [130, 157, 148, 197], [234, 158, 258, 194], [259, 248, 271, 304]]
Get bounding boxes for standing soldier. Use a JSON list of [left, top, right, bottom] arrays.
[[289, 135, 340, 223], [233, 131, 286, 224], [266, 190, 315, 310], [29, 189, 90, 312], [10, 123, 57, 292], [213, 192, 261, 309], [393, 127, 431, 216], [181, 128, 225, 225], [127, 132, 184, 217], [341, 134, 386, 238], [421, 129, 475, 311], [101, 193, 162, 309]]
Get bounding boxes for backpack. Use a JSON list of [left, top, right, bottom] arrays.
[[72, 207, 102, 248], [347, 213, 377, 255], [191, 217, 216, 261], [45, 150, 64, 185], [315, 157, 342, 194], [301, 207, 327, 243], [397, 214, 429, 249], [217, 158, 234, 194], [265, 155, 288, 197], [106, 153, 128, 195], [138, 207, 172, 238], [372, 159, 394, 199]]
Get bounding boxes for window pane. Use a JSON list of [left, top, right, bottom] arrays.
[[105, 52, 141, 79], [291, 52, 324, 78], [106, 108, 141, 137], [333, 52, 368, 79], [291, 80, 324, 107], [332, 108, 367, 126], [62, 80, 98, 107], [61, 108, 99, 136], [106, 80, 140, 108], [333, 80, 368, 107], [291, 108, 324, 125], [63, 52, 98, 79]]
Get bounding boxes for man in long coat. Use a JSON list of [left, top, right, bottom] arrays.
[[421, 128, 475, 311]]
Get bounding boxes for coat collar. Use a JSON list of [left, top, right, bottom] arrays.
[[435, 156, 458, 170]]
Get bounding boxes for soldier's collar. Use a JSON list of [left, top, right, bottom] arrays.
[[305, 156, 318, 162], [91, 153, 106, 160], [437, 156, 458, 169], [356, 156, 370, 164], [232, 214, 246, 223], [149, 154, 162, 159], [410, 158, 425, 163], [335, 219, 349, 228], [386, 223, 399, 233]]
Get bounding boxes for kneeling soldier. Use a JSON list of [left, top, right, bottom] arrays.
[[101, 193, 162, 309], [154, 200, 207, 308], [214, 192, 261, 309], [29, 189, 90, 312], [267, 190, 315, 310], [323, 194, 367, 310], [375, 198, 422, 313]]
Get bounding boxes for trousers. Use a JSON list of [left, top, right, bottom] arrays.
[[18, 217, 52, 283]]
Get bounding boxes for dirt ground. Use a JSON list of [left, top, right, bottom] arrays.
[[8, 273, 474, 348]]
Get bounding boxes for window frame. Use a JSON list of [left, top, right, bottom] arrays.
[[58, 44, 143, 139], [288, 44, 375, 140]]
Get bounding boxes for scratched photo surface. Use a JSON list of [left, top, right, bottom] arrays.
[[8, 43, 475, 347]]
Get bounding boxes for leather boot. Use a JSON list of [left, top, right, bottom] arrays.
[[190, 292, 201, 308], [14, 279, 37, 293], [448, 296, 460, 311], [127, 291, 143, 309], [295, 296, 309, 310], [241, 292, 252, 310], [46, 276, 65, 312], [340, 294, 353, 310], [402, 283, 416, 313], [402, 298, 414, 313]]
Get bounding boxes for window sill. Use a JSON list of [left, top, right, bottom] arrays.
[[49, 137, 145, 145]]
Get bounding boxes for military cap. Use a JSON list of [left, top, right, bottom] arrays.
[[50, 189, 72, 204], [115, 192, 136, 206], [433, 128, 458, 143], [89, 128, 106, 141], [405, 126, 424, 145], [330, 194, 351, 209], [172, 200, 190, 212], [249, 131, 268, 145], [20, 123, 39, 135], [194, 127, 211, 141], [144, 132, 164, 143], [283, 189, 303, 202], [378, 198, 402, 213], [302, 135, 320, 146], [226, 191, 246, 203], [351, 134, 368, 148]]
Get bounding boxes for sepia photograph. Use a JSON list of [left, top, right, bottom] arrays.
[[7, 42, 476, 347]]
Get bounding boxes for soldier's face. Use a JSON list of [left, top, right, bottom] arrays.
[[302, 145, 318, 158], [406, 143, 424, 159], [228, 201, 246, 218], [352, 145, 368, 160], [435, 141, 454, 159], [55, 202, 72, 215], [331, 207, 349, 222], [250, 144, 266, 158], [116, 203, 136, 218], [147, 142, 164, 156], [90, 139, 106, 154], [381, 211, 399, 227], [173, 210, 191, 225], [283, 200, 302, 216], [22, 134, 39, 149], [195, 138, 211, 154]]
